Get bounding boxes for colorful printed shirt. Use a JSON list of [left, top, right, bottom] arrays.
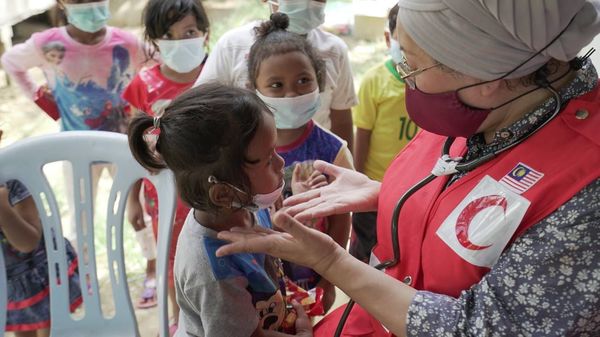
[[122, 63, 195, 116], [174, 209, 287, 337], [1, 27, 146, 133], [276, 120, 354, 290], [406, 60, 600, 335]]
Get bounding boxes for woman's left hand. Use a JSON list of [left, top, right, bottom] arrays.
[[217, 210, 343, 275]]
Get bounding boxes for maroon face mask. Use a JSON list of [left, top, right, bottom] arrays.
[[405, 86, 491, 138]]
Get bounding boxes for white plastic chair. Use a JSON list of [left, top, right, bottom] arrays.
[[0, 131, 176, 337]]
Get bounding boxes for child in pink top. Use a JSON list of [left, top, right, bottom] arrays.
[[122, 0, 210, 334], [1, 0, 147, 133]]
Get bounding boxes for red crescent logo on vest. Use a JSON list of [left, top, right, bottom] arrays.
[[455, 195, 508, 250]]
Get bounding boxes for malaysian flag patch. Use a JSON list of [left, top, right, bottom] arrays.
[[499, 163, 544, 194]]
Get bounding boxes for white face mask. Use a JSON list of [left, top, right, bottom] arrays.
[[256, 89, 320, 129], [157, 36, 206, 74], [208, 176, 285, 211], [389, 38, 403, 65], [278, 0, 326, 35]]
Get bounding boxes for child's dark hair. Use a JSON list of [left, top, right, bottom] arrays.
[[248, 12, 325, 90], [388, 4, 399, 34], [128, 83, 270, 213], [142, 0, 210, 59]]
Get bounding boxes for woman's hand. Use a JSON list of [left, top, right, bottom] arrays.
[[217, 210, 344, 275], [283, 160, 381, 221]]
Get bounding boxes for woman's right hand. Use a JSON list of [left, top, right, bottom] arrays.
[[283, 160, 381, 222], [217, 211, 344, 276]]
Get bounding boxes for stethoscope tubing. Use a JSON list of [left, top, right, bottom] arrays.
[[333, 86, 562, 337]]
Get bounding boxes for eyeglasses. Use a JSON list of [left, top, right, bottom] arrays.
[[395, 56, 441, 89]]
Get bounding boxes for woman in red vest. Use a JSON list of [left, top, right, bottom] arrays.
[[216, 0, 600, 336]]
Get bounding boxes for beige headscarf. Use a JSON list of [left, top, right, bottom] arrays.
[[397, 0, 600, 80]]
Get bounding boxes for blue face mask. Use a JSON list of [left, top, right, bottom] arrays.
[[389, 38, 403, 65], [278, 0, 326, 35], [64, 1, 110, 33], [256, 88, 320, 129]]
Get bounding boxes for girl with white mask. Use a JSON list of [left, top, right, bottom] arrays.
[[195, 0, 357, 155], [121, 0, 209, 334], [248, 12, 355, 314]]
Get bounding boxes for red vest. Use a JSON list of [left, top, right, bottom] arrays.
[[315, 85, 600, 337]]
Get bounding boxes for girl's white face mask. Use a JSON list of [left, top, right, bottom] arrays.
[[256, 89, 320, 130], [157, 36, 206, 74]]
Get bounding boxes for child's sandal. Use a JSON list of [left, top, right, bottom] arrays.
[[136, 277, 157, 309]]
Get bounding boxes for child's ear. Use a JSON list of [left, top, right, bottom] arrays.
[[208, 184, 236, 208], [204, 30, 210, 47]]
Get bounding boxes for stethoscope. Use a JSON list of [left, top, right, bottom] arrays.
[[333, 83, 566, 337]]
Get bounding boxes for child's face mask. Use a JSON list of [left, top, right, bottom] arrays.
[[389, 38, 404, 65], [278, 0, 326, 35], [157, 36, 206, 74], [64, 1, 110, 33], [256, 89, 320, 130], [208, 176, 285, 211]]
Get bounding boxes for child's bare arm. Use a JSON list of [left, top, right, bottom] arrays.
[[0, 37, 44, 99], [353, 127, 372, 174], [127, 179, 145, 231], [0, 186, 43, 253]]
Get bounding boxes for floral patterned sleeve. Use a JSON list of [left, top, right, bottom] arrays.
[[406, 178, 600, 336]]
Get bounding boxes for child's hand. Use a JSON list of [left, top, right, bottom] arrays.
[[127, 179, 145, 231], [127, 193, 146, 231], [316, 279, 336, 313], [291, 300, 313, 337], [34, 84, 60, 120], [268, 195, 284, 215], [291, 163, 328, 196]]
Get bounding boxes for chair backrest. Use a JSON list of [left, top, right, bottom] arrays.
[[0, 131, 176, 337]]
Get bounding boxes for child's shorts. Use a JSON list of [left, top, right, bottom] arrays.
[[5, 239, 82, 332]]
